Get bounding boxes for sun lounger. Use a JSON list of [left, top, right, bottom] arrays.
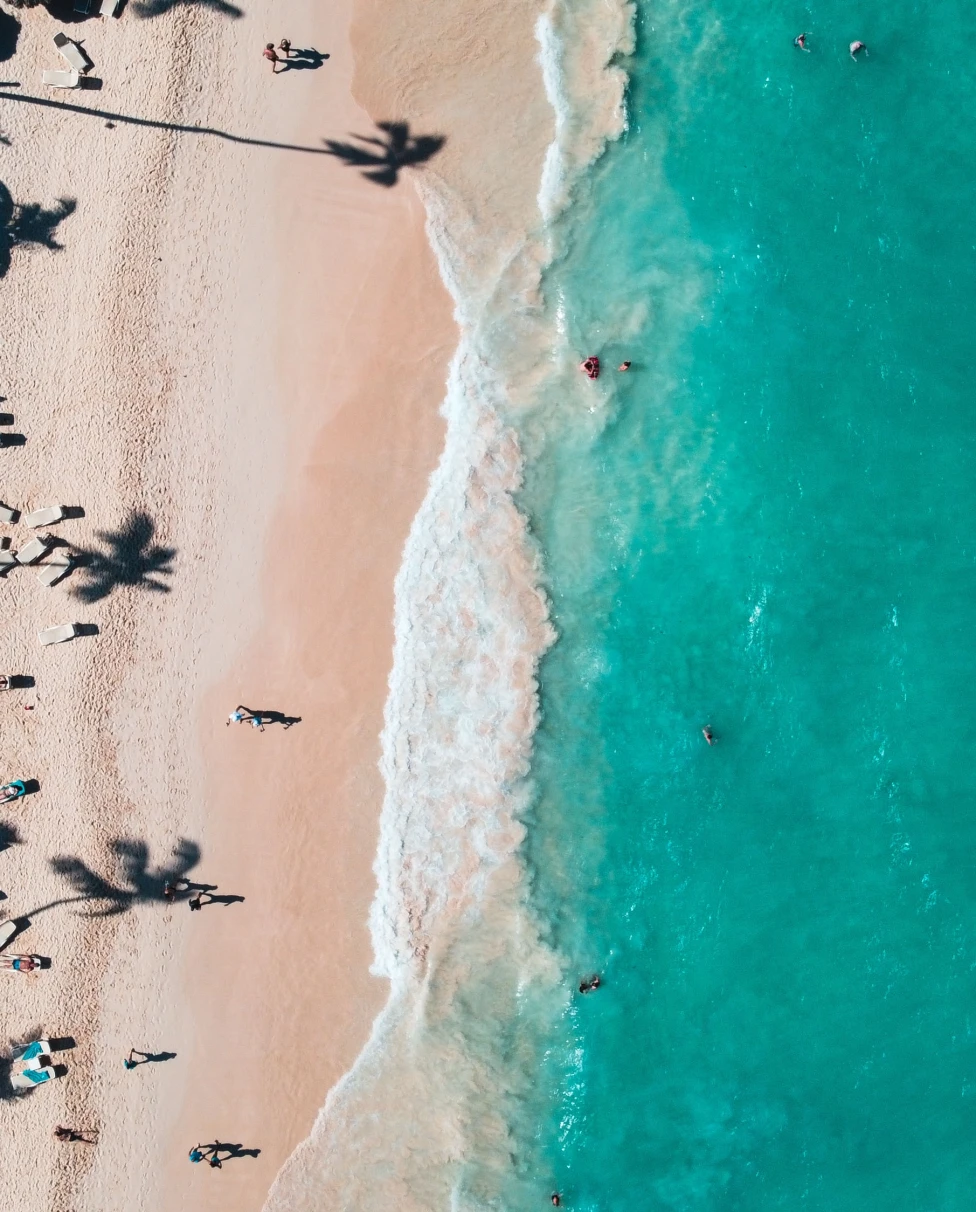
[[42, 70, 81, 90], [0, 551, 16, 568], [0, 504, 18, 524], [0, 920, 17, 950], [37, 554, 72, 587], [53, 33, 90, 74], [39, 623, 78, 646], [12, 1039, 51, 1063], [12, 1066, 55, 1088], [23, 505, 64, 529], [101, 0, 121, 15], [16, 536, 52, 565]]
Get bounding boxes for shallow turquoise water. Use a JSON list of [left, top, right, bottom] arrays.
[[519, 1, 976, 1207]]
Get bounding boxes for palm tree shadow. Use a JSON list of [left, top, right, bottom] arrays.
[[0, 180, 77, 279], [131, 0, 243, 17], [322, 121, 445, 187], [72, 511, 175, 603], [26, 837, 202, 919]]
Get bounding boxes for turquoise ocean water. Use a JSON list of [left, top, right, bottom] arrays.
[[517, 0, 976, 1207]]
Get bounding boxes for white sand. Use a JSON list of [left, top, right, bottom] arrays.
[[0, 0, 453, 1208]]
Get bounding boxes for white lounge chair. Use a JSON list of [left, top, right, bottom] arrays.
[[0, 504, 18, 524], [38, 623, 78, 646], [53, 32, 90, 74], [37, 554, 72, 587], [0, 919, 18, 950], [101, 0, 121, 15], [0, 551, 15, 568], [23, 505, 64, 529], [16, 536, 52, 565], [42, 70, 81, 90]]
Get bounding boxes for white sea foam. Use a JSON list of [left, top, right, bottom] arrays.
[[263, 1, 636, 1208]]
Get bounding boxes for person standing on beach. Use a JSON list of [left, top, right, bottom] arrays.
[[850, 40, 867, 59], [123, 1048, 147, 1070], [279, 38, 292, 57], [263, 43, 281, 73]]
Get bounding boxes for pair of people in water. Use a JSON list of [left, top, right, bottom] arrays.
[[794, 32, 867, 58]]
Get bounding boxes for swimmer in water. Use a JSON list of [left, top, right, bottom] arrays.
[[793, 33, 809, 50], [849, 40, 867, 59], [618, 361, 631, 371], [702, 726, 715, 745], [552, 1196, 562, 1207], [579, 974, 601, 994]]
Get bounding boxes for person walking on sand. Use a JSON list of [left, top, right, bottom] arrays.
[[189, 893, 206, 911], [263, 43, 282, 73], [850, 40, 867, 59], [123, 1048, 147, 1070], [279, 38, 292, 57], [793, 32, 809, 50], [56, 1126, 95, 1144]]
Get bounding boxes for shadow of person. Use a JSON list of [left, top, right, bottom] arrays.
[[282, 47, 328, 71], [195, 893, 245, 908], [322, 120, 446, 187], [251, 709, 302, 729], [212, 1141, 261, 1160]]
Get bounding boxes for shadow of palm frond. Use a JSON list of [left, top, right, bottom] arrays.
[[73, 511, 175, 603], [132, 0, 243, 17], [0, 181, 76, 278], [323, 121, 445, 187], [28, 837, 201, 919]]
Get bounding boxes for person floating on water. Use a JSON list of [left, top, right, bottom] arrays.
[[551, 1195, 562, 1207], [849, 40, 867, 59], [793, 32, 809, 50], [702, 726, 715, 745], [580, 356, 600, 380], [618, 361, 631, 371], [579, 974, 601, 994]]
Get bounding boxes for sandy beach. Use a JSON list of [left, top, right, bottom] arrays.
[[0, 0, 454, 1207]]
